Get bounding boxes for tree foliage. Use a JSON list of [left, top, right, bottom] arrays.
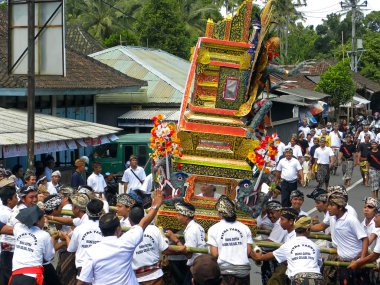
[[315, 60, 355, 109]]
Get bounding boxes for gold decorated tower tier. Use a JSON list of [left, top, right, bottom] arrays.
[[176, 0, 256, 180]]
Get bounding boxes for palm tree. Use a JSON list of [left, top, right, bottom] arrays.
[[272, 0, 307, 63]]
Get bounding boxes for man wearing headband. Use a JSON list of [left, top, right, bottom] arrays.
[[71, 159, 86, 188], [360, 196, 380, 283], [46, 170, 61, 195], [358, 134, 371, 186], [367, 140, 380, 199], [260, 200, 287, 285], [252, 216, 323, 285], [0, 186, 18, 285], [338, 134, 357, 187], [116, 193, 137, 227], [41, 195, 62, 285], [9, 205, 55, 285], [166, 202, 206, 284], [290, 190, 308, 216], [207, 195, 252, 285], [77, 189, 163, 285], [1, 185, 38, 285], [63, 199, 104, 276], [313, 136, 335, 189], [276, 147, 304, 207], [78, 185, 110, 214], [133, 204, 180, 284], [348, 203, 380, 274], [326, 191, 370, 284]]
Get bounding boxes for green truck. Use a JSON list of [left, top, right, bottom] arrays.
[[90, 133, 152, 177]]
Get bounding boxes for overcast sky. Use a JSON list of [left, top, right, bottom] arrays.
[[254, 0, 380, 27]]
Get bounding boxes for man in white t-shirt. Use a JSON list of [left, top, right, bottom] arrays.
[[207, 195, 252, 284], [329, 123, 343, 175], [289, 190, 308, 216], [116, 193, 138, 228], [46, 170, 61, 195], [9, 205, 55, 285], [327, 190, 369, 285], [348, 203, 380, 272], [286, 137, 303, 161], [77, 190, 163, 285], [357, 124, 375, 143], [313, 137, 335, 189], [166, 202, 206, 285], [64, 199, 104, 275], [276, 148, 304, 207], [252, 216, 323, 284], [260, 200, 286, 285], [122, 155, 146, 194], [299, 121, 311, 138], [87, 162, 107, 198], [0, 186, 18, 285]]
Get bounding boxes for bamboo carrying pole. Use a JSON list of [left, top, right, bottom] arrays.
[[46, 221, 377, 269]]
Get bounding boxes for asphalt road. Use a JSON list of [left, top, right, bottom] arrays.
[[250, 165, 371, 284]]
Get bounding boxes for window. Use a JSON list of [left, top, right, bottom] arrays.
[[223, 77, 239, 101], [93, 144, 118, 158]]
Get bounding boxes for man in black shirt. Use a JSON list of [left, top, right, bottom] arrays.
[[338, 134, 357, 187], [367, 140, 380, 199], [358, 134, 371, 186]]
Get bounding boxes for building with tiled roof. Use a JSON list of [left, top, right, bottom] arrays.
[[0, 9, 147, 165]]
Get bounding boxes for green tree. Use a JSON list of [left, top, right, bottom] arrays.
[[271, 0, 307, 63], [359, 30, 380, 82], [135, 0, 192, 59], [287, 23, 318, 63], [315, 60, 355, 110]]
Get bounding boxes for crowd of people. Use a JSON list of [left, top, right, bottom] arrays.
[[0, 114, 380, 285]]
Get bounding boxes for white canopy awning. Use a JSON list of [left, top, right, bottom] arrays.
[[340, 95, 371, 108], [0, 108, 121, 158]]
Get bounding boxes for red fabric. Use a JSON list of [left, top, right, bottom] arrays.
[[8, 266, 44, 285], [134, 262, 160, 274]]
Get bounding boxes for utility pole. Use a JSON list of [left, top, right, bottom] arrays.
[[27, 0, 36, 170], [340, 0, 367, 72]]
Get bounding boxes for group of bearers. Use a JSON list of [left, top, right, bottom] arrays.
[[3, 180, 380, 285], [255, 184, 380, 285]]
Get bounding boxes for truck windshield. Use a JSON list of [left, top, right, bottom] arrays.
[[93, 144, 118, 158]]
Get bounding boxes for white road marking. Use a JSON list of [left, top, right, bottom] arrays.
[[306, 179, 362, 215]]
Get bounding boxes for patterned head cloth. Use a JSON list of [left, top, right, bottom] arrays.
[[215, 195, 236, 218], [266, 200, 282, 211], [117, 194, 136, 208], [51, 170, 61, 177], [327, 185, 348, 202], [363, 197, 379, 208], [71, 193, 90, 211], [175, 202, 195, 218], [290, 190, 304, 200], [78, 185, 95, 199], [306, 188, 327, 202], [44, 195, 62, 212], [19, 185, 37, 198], [327, 191, 347, 208], [59, 186, 74, 197], [280, 207, 299, 220], [86, 199, 104, 218], [294, 216, 312, 229]]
